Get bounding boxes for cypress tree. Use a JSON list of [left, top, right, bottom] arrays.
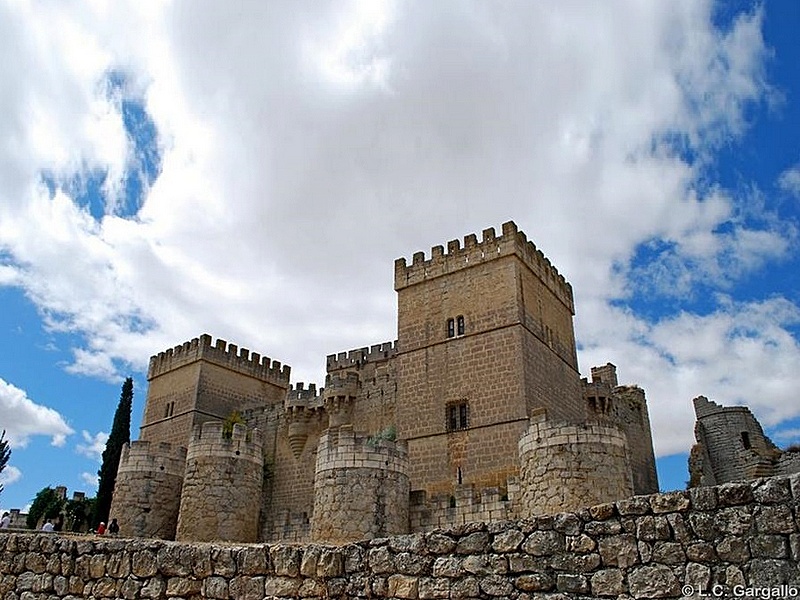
[[0, 430, 10, 497], [94, 377, 132, 526]]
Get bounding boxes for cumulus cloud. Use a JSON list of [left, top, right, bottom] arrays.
[[0, 1, 796, 459], [0, 466, 22, 489], [0, 379, 74, 448], [76, 431, 109, 462]]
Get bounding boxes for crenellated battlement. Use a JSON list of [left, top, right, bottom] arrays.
[[323, 372, 360, 399], [148, 334, 291, 385], [326, 341, 397, 372], [116, 440, 188, 477], [315, 424, 408, 474], [286, 382, 323, 405], [186, 421, 263, 464], [394, 221, 574, 312]]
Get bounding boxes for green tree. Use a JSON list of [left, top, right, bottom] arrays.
[[94, 377, 133, 526], [0, 430, 10, 497], [26, 487, 65, 529], [65, 495, 95, 532]]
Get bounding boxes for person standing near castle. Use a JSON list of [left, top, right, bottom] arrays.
[[108, 518, 119, 536], [0, 512, 9, 528], [41, 519, 54, 532]]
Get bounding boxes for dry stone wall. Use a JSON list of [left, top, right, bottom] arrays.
[[2, 474, 799, 599]]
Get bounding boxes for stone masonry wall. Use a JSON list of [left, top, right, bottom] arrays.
[[176, 423, 263, 544], [110, 441, 187, 540], [518, 416, 633, 517], [311, 426, 409, 545], [2, 475, 799, 599]]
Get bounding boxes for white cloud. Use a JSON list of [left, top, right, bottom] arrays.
[[76, 431, 109, 462], [0, 378, 74, 448], [0, 465, 22, 488], [0, 1, 796, 461], [779, 164, 800, 197], [80, 472, 99, 491]]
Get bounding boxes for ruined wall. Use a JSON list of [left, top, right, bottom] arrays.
[[175, 422, 263, 543], [518, 414, 633, 517], [3, 475, 799, 599], [311, 426, 409, 545], [691, 396, 783, 485], [109, 441, 186, 540]]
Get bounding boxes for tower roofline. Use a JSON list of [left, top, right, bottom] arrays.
[[148, 334, 291, 385], [394, 220, 574, 313]]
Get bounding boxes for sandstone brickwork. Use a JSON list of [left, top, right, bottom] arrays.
[[4, 474, 800, 599]]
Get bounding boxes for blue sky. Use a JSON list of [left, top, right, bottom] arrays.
[[1, 0, 800, 512]]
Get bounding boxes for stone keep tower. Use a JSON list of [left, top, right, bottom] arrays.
[[141, 334, 290, 445], [393, 221, 584, 498]]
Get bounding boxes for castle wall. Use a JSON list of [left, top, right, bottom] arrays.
[[5, 475, 799, 599], [409, 479, 520, 532], [175, 422, 263, 543], [108, 441, 186, 540], [260, 403, 326, 543], [610, 386, 659, 495], [311, 426, 409, 544], [518, 414, 633, 516]]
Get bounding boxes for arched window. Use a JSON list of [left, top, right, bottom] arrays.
[[456, 315, 465, 336]]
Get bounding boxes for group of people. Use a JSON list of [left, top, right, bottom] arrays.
[[1, 510, 120, 535]]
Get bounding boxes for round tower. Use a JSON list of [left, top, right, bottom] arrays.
[[175, 421, 263, 543], [110, 440, 187, 539], [311, 424, 409, 544], [517, 412, 633, 517]]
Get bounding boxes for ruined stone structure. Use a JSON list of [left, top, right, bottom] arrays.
[[689, 395, 800, 487], [110, 221, 659, 544], [4, 475, 800, 599]]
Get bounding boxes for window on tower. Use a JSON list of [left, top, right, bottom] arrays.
[[447, 401, 469, 431]]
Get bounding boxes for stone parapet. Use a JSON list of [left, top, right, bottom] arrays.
[[326, 341, 397, 372], [3, 474, 799, 599], [394, 220, 574, 313], [147, 333, 291, 384]]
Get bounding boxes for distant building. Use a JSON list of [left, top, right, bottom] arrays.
[[111, 221, 659, 544], [689, 395, 800, 486]]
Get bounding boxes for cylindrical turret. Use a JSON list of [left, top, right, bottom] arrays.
[[110, 441, 187, 539], [311, 425, 409, 544], [176, 421, 263, 543], [517, 413, 633, 517]]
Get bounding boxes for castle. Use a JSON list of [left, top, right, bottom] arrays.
[[110, 221, 659, 544]]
